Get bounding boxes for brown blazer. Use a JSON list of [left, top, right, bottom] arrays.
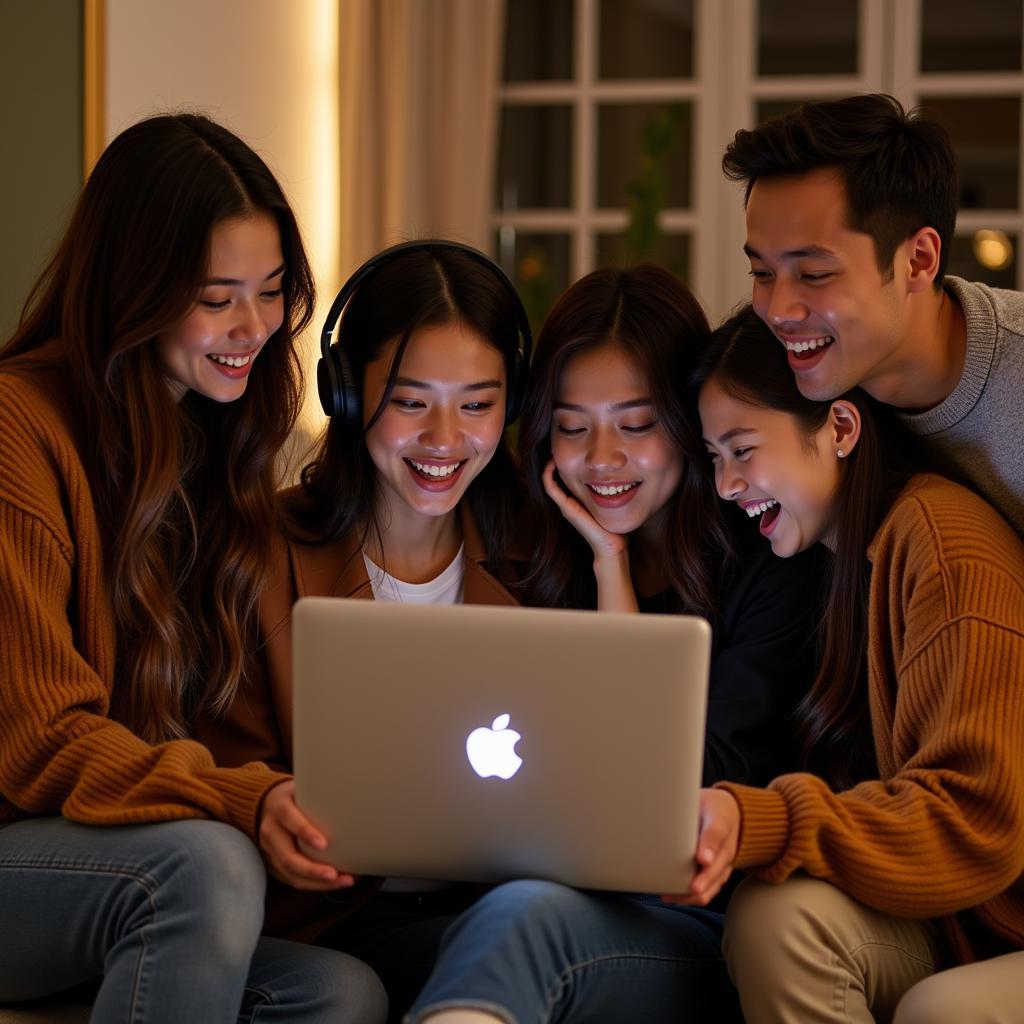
[[197, 503, 520, 939]]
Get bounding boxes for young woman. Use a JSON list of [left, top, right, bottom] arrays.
[[689, 306, 1024, 1024], [0, 114, 384, 1023], [201, 240, 532, 1021], [400, 266, 826, 1024]]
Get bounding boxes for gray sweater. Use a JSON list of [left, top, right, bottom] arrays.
[[900, 276, 1024, 534]]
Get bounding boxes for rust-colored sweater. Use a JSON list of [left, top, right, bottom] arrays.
[[719, 474, 1024, 963], [0, 351, 288, 839]]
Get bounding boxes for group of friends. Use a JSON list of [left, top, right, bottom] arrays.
[[0, 93, 1022, 1024]]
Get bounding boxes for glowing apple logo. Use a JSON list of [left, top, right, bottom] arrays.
[[465, 713, 523, 780]]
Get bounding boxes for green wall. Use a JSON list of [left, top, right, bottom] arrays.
[[0, 0, 83, 341]]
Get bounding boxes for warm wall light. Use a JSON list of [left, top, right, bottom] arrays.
[[973, 229, 1013, 271]]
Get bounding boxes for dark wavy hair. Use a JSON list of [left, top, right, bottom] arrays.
[[2, 112, 314, 743], [291, 243, 523, 567], [517, 264, 726, 615], [723, 93, 957, 285], [694, 306, 937, 787]]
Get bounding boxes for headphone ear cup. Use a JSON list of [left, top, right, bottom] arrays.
[[505, 348, 527, 425], [317, 344, 361, 425]]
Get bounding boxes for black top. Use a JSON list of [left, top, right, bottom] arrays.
[[638, 510, 826, 788]]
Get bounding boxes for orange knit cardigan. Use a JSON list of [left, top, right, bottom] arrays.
[[719, 474, 1024, 963]]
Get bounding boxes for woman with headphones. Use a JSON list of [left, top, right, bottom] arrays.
[[0, 114, 384, 1022], [201, 240, 533, 1021]]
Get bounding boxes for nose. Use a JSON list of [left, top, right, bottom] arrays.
[[420, 404, 461, 452], [762, 277, 808, 327], [716, 461, 746, 502], [585, 425, 626, 471], [228, 299, 270, 346]]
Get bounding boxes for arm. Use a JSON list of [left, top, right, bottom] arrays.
[[0, 500, 285, 839], [541, 460, 639, 613]]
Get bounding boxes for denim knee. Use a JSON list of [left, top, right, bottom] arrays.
[[148, 819, 266, 965]]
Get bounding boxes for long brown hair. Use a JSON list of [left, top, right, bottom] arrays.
[[694, 307, 935, 787], [517, 265, 727, 615], [2, 113, 314, 743], [292, 244, 523, 568]]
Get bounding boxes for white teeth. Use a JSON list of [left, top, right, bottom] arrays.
[[784, 336, 833, 353], [744, 499, 778, 518], [410, 460, 459, 478], [589, 482, 639, 496], [210, 353, 252, 368]]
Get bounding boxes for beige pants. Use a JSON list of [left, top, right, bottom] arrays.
[[723, 876, 1024, 1024]]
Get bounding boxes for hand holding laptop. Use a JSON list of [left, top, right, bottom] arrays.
[[661, 788, 740, 906], [259, 780, 359, 892]]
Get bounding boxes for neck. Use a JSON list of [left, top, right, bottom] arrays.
[[630, 514, 671, 597], [864, 283, 966, 411], [363, 494, 462, 585]]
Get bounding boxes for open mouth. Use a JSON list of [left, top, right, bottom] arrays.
[[586, 480, 642, 508], [404, 458, 468, 489], [744, 498, 781, 536], [782, 335, 834, 362]]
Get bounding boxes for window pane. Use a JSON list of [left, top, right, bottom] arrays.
[[595, 232, 691, 286], [918, 96, 1020, 209], [597, 103, 692, 210], [598, 0, 693, 79], [758, 0, 858, 76], [495, 231, 571, 335], [496, 105, 573, 210], [504, 0, 573, 82], [921, 0, 1022, 73], [948, 232, 1016, 289], [756, 98, 812, 124]]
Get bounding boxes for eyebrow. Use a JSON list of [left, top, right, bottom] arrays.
[[393, 377, 504, 391], [554, 398, 654, 412], [203, 263, 286, 286], [744, 243, 838, 261], [704, 426, 758, 445]]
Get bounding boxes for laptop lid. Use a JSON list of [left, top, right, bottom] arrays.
[[292, 597, 710, 893]]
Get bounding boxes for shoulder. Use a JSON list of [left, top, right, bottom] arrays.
[[0, 361, 84, 530], [948, 276, 1024, 344], [871, 474, 1024, 626]]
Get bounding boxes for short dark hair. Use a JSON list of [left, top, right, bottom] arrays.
[[722, 94, 958, 285]]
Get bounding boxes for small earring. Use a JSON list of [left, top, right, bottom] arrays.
[[837, 449, 846, 459]]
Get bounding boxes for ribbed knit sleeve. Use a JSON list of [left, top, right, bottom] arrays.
[[717, 476, 1024, 941], [0, 370, 289, 841]]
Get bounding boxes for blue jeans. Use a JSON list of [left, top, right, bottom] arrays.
[[404, 880, 742, 1023], [0, 817, 387, 1023]]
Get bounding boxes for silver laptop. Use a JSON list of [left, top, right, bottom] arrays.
[[292, 597, 711, 893]]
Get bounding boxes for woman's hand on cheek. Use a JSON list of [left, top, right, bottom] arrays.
[[258, 780, 358, 892], [661, 788, 741, 907], [542, 459, 627, 561]]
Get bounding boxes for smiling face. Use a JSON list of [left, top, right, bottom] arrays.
[[699, 376, 842, 557], [159, 211, 285, 403], [550, 343, 683, 536], [363, 321, 507, 521], [745, 168, 913, 402]]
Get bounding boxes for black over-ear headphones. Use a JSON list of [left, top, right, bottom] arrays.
[[317, 239, 533, 426]]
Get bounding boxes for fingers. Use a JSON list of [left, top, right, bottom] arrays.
[[662, 789, 741, 907], [259, 781, 356, 892], [542, 460, 572, 513]]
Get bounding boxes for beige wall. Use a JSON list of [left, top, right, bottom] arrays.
[[105, 0, 340, 437]]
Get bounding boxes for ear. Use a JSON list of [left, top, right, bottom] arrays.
[[828, 399, 861, 459], [905, 227, 942, 293]]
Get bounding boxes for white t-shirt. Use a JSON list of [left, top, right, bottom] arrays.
[[362, 544, 465, 605], [362, 544, 465, 891]]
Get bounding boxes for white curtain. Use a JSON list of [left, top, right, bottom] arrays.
[[338, 0, 505, 277]]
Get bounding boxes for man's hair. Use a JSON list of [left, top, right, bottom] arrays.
[[722, 94, 958, 285]]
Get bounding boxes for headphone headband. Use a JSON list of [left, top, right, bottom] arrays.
[[317, 239, 532, 424]]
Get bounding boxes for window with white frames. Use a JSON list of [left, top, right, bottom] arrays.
[[494, 0, 1024, 328]]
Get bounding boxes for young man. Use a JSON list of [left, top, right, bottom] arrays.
[[722, 93, 1024, 532]]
